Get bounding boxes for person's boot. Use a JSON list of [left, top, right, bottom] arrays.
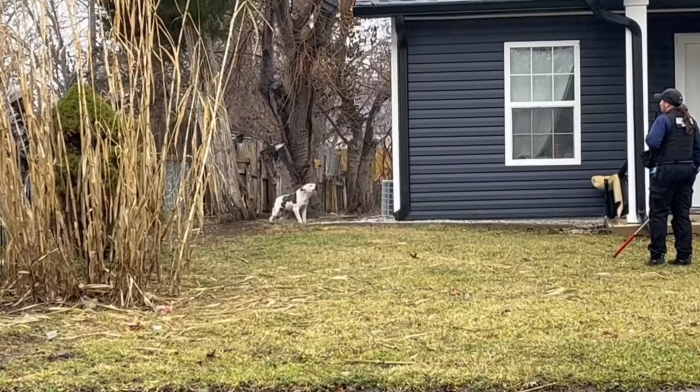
[[647, 254, 665, 266], [670, 255, 692, 266]]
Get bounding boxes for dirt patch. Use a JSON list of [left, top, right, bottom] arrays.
[[0, 329, 44, 346]]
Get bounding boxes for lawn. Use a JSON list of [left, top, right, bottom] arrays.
[[2, 224, 700, 392]]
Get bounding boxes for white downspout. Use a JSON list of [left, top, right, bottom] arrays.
[[623, 0, 649, 223], [391, 17, 400, 213]]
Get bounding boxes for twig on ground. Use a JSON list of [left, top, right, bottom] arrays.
[[95, 303, 131, 313], [6, 304, 40, 314], [384, 332, 429, 342], [344, 359, 415, 365], [58, 332, 122, 341], [517, 383, 556, 392]]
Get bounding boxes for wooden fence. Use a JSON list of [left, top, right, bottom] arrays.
[[235, 139, 271, 215], [163, 138, 400, 217], [321, 177, 347, 214], [235, 139, 348, 216]]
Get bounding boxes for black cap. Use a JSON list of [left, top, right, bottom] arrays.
[[653, 88, 684, 107]]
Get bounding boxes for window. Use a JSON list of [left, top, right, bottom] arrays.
[[504, 41, 581, 166]]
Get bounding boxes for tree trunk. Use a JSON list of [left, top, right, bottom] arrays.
[[258, 0, 338, 190], [353, 141, 376, 213], [345, 143, 361, 200], [342, 89, 388, 213], [183, 26, 250, 219]]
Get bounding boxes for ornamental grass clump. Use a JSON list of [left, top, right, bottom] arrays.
[[0, 0, 250, 307]]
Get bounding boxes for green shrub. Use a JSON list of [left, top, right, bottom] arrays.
[[52, 84, 121, 202]]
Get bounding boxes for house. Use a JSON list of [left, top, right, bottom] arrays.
[[353, 0, 700, 223]]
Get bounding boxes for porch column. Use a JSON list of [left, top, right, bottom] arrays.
[[624, 0, 649, 224], [391, 17, 400, 213]]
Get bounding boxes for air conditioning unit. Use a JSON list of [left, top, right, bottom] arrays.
[[381, 180, 393, 217]]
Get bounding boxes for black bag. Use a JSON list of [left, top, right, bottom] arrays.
[[641, 150, 655, 169]]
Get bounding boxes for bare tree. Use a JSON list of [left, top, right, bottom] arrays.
[[258, 0, 340, 189], [318, 17, 391, 212], [1, 0, 90, 96]]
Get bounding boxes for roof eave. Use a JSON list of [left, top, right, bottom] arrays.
[[353, 0, 594, 18]]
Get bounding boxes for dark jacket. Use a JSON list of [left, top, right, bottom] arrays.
[[646, 110, 700, 168]]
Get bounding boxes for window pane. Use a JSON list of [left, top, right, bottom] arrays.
[[513, 135, 532, 159], [553, 108, 574, 134], [510, 48, 531, 74], [554, 46, 575, 74], [554, 75, 575, 101], [533, 109, 553, 134], [554, 134, 575, 158], [533, 75, 553, 101], [512, 109, 532, 134], [533, 47, 553, 74], [533, 135, 553, 159], [511, 76, 531, 102]]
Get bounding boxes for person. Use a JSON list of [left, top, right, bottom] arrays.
[[644, 88, 700, 266]]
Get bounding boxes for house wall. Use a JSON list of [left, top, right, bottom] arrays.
[[404, 15, 627, 220], [648, 12, 700, 126]]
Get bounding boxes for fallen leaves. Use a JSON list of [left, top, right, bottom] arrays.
[[48, 351, 74, 362], [155, 305, 173, 314], [127, 321, 141, 331]]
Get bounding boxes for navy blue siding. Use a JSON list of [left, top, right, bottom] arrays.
[[648, 13, 700, 126], [404, 15, 627, 220]]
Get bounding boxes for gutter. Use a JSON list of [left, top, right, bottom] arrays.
[[393, 16, 410, 221], [585, 0, 648, 223]]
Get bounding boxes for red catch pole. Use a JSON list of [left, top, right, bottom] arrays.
[[612, 218, 650, 258]]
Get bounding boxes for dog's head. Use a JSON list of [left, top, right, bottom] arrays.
[[300, 183, 319, 195]]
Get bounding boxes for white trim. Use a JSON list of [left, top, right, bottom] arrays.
[[674, 33, 700, 98], [625, 28, 637, 223], [391, 17, 400, 213], [675, 33, 700, 208], [648, 8, 700, 13], [504, 40, 582, 167], [403, 8, 700, 21]]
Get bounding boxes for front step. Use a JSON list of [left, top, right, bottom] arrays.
[[606, 215, 700, 236]]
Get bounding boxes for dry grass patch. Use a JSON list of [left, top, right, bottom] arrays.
[[2, 224, 700, 391]]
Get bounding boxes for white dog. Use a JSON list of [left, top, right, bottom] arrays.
[[269, 183, 319, 224]]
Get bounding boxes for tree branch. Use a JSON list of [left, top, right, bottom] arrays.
[[301, 0, 338, 51], [292, 0, 317, 32], [258, 4, 276, 105], [322, 110, 351, 146], [271, 0, 297, 53], [363, 88, 390, 150]]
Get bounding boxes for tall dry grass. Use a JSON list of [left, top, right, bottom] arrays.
[[0, 0, 250, 307]]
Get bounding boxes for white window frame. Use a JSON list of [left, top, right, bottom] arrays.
[[503, 40, 582, 167]]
